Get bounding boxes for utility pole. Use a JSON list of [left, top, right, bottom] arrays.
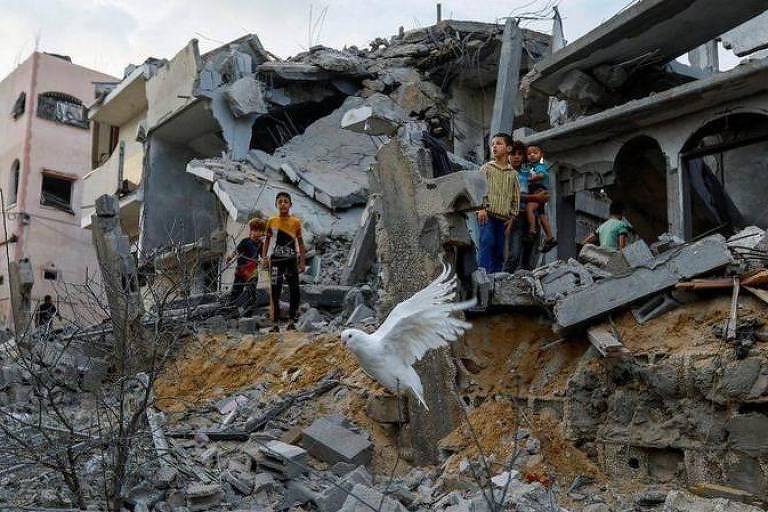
[[436, 3, 442, 23]]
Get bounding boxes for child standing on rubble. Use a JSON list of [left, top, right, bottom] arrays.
[[262, 191, 306, 332], [226, 217, 266, 316], [477, 133, 522, 273], [524, 145, 557, 253], [583, 200, 632, 250]]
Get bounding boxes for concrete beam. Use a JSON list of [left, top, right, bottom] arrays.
[[490, 18, 523, 136], [528, 0, 768, 96]]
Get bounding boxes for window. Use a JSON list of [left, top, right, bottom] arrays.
[[11, 92, 25, 119], [40, 173, 74, 213], [37, 91, 88, 129], [43, 269, 59, 280], [8, 160, 20, 205]]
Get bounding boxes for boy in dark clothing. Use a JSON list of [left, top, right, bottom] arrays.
[[227, 217, 266, 314], [262, 192, 306, 332]]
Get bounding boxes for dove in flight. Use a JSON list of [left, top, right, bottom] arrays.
[[341, 261, 476, 410]]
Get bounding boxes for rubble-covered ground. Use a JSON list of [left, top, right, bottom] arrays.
[[2, 285, 768, 511]]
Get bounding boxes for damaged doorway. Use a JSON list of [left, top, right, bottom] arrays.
[[608, 136, 668, 243], [682, 113, 768, 238]]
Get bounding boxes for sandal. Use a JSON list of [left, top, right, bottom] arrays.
[[542, 238, 558, 253]]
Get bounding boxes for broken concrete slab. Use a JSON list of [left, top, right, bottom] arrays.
[[271, 96, 378, 210], [185, 483, 223, 512], [301, 285, 352, 309], [316, 466, 372, 512], [223, 75, 268, 117], [340, 93, 406, 136], [721, 11, 768, 57], [338, 483, 408, 512], [342, 197, 378, 285], [663, 489, 765, 512], [554, 235, 732, 330], [622, 240, 654, 268], [490, 272, 539, 307], [302, 416, 373, 466]]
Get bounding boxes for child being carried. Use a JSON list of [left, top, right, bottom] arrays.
[[524, 145, 557, 253]]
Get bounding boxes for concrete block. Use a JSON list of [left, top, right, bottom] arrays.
[[345, 304, 375, 326], [223, 75, 268, 117], [623, 239, 654, 267], [185, 483, 223, 512], [555, 235, 732, 330], [339, 483, 408, 512], [490, 272, 538, 307], [579, 244, 629, 274], [280, 479, 319, 509], [340, 93, 406, 136], [223, 469, 253, 495], [302, 417, 373, 466], [365, 395, 407, 423], [301, 285, 352, 309], [258, 440, 309, 478], [252, 472, 279, 493], [316, 466, 373, 512]]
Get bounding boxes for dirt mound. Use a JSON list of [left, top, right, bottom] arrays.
[[154, 331, 360, 412]]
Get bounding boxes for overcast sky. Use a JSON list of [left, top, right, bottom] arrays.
[[0, 0, 739, 80]]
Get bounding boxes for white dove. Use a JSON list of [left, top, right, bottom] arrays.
[[341, 261, 476, 410]]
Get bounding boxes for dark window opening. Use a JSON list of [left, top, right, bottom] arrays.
[[37, 91, 88, 129], [41, 174, 74, 213], [8, 160, 20, 205], [250, 94, 345, 154], [11, 92, 25, 119], [682, 113, 768, 238], [43, 269, 59, 281], [607, 136, 668, 244]]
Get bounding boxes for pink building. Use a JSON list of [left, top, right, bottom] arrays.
[[0, 52, 117, 329]]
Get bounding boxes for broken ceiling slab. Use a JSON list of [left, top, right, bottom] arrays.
[[190, 159, 361, 240], [523, 58, 768, 153], [341, 93, 406, 136], [256, 62, 337, 82], [271, 96, 379, 210], [721, 11, 768, 57], [554, 234, 732, 330], [527, 0, 768, 96]]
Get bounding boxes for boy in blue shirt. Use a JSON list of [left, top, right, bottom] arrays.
[[524, 145, 557, 253]]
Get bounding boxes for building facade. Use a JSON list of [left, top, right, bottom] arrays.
[[0, 52, 116, 328]]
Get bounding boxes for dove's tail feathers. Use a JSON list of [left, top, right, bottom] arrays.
[[401, 367, 430, 411]]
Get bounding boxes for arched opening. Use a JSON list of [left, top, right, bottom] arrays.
[[8, 159, 20, 205], [607, 136, 668, 244], [681, 113, 768, 238]]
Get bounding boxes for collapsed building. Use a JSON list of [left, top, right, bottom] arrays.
[[2, 1, 768, 511]]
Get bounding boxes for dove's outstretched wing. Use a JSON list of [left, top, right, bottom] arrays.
[[373, 261, 475, 408]]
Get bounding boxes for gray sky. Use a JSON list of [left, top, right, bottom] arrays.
[[0, 0, 739, 80]]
